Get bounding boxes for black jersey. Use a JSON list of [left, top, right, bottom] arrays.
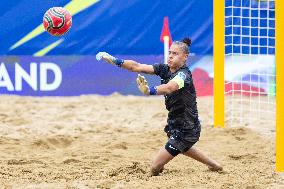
[[153, 63, 201, 142]]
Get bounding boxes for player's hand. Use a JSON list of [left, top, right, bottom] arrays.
[[96, 52, 116, 65], [96, 52, 124, 67], [136, 74, 150, 95]]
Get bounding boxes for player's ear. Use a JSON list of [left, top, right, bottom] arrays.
[[184, 53, 189, 60]]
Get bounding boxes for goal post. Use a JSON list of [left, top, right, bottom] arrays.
[[213, 0, 225, 128], [276, 0, 284, 172]]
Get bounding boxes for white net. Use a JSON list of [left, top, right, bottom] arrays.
[[224, 0, 275, 129]]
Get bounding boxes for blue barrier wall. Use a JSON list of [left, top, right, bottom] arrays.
[[0, 0, 213, 55], [0, 56, 163, 96], [0, 0, 275, 96]]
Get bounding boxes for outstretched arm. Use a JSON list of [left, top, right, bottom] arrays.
[[96, 52, 155, 74]]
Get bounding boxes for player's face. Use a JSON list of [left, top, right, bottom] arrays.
[[168, 44, 188, 70]]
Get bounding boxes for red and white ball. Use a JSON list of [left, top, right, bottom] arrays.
[[43, 7, 72, 36]]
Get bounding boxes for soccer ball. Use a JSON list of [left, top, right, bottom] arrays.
[[43, 7, 72, 36]]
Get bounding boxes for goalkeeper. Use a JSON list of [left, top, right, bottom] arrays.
[[96, 38, 223, 176]]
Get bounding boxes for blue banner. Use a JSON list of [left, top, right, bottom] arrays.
[[0, 0, 213, 56], [0, 56, 164, 96]]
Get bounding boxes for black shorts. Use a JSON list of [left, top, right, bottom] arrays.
[[165, 133, 197, 156]]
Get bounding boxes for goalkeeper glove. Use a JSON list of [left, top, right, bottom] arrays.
[[96, 52, 124, 67], [136, 74, 157, 95]]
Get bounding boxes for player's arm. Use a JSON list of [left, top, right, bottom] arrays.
[[155, 81, 179, 95], [96, 52, 155, 74], [137, 73, 184, 96]]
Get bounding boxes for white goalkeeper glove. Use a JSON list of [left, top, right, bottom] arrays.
[[96, 52, 124, 67]]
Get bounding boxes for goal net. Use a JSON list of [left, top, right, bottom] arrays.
[[224, 0, 275, 129]]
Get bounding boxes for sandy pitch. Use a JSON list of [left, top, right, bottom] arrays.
[[0, 94, 283, 189]]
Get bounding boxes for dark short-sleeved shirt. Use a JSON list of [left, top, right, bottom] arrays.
[[153, 63, 201, 142]]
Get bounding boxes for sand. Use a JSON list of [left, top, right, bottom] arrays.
[[0, 94, 283, 189]]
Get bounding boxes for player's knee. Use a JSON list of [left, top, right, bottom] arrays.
[[209, 164, 223, 172], [150, 165, 161, 176], [150, 162, 165, 176]]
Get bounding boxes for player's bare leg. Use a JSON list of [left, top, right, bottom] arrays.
[[183, 146, 223, 171], [151, 147, 174, 176]]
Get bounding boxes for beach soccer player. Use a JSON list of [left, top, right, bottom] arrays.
[[96, 37, 223, 176]]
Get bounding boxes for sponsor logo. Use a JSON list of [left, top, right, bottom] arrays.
[[169, 145, 178, 151], [178, 72, 186, 80], [0, 62, 62, 91]]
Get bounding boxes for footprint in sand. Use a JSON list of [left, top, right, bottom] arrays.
[[7, 159, 44, 165], [228, 154, 257, 160], [106, 142, 128, 150], [31, 136, 74, 149], [63, 158, 81, 164], [108, 162, 147, 177]]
